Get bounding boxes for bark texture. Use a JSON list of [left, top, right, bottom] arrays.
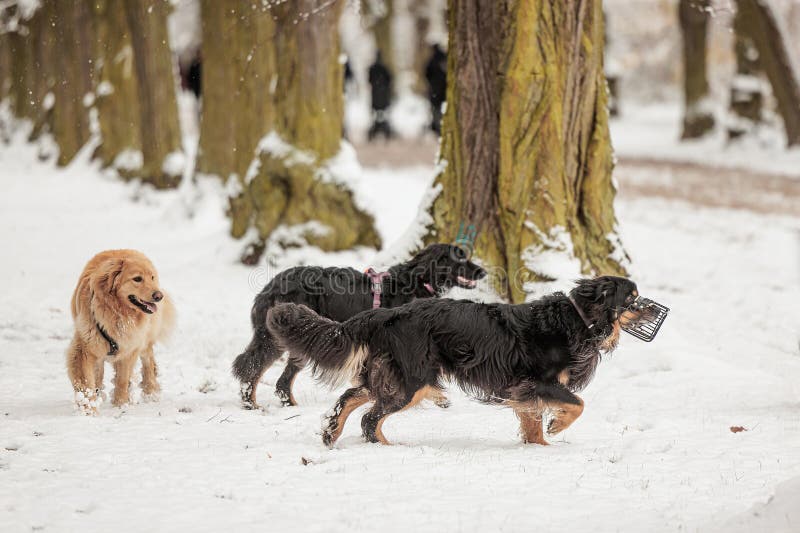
[[427, 0, 626, 303], [679, 0, 714, 139], [123, 0, 184, 187], [92, 0, 142, 172], [734, 0, 800, 146], [51, 0, 95, 165], [199, 0, 380, 263], [727, 4, 762, 140]]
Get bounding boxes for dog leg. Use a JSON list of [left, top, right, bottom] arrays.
[[275, 359, 303, 407], [67, 338, 101, 415], [233, 324, 283, 410], [511, 401, 548, 445], [528, 382, 584, 437], [361, 386, 433, 445], [322, 386, 371, 448], [112, 355, 138, 407], [94, 357, 108, 403], [425, 387, 451, 409], [140, 345, 160, 401]]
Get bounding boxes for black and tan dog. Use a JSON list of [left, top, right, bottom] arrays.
[[232, 244, 486, 409], [266, 276, 656, 447]]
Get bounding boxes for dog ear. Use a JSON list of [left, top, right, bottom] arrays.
[[93, 259, 125, 295]]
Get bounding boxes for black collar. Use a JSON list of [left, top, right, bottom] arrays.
[[567, 295, 594, 330], [96, 323, 119, 356]]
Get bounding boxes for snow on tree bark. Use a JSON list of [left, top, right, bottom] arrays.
[[425, 0, 627, 303], [727, 3, 763, 141], [199, 0, 380, 264]]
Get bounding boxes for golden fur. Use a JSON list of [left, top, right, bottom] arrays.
[[66, 249, 175, 414]]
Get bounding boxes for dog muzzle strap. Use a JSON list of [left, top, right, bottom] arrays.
[[620, 296, 670, 342]]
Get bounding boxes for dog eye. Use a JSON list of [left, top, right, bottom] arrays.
[[133, 276, 143, 283]]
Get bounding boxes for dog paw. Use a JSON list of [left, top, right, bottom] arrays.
[[274, 388, 296, 407], [141, 392, 160, 403], [434, 397, 451, 409], [546, 417, 566, 436], [74, 389, 101, 416]]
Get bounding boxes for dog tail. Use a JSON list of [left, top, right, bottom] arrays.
[[266, 303, 367, 388]]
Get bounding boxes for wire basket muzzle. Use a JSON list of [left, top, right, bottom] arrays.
[[620, 298, 669, 342]]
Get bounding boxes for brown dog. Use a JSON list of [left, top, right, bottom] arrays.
[[66, 250, 175, 414]]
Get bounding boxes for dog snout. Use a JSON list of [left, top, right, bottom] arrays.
[[474, 267, 487, 279], [152, 291, 163, 302]]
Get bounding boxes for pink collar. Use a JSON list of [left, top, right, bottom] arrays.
[[365, 268, 436, 309], [365, 268, 391, 309]]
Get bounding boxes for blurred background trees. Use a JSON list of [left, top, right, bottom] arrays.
[[2, 0, 800, 296]]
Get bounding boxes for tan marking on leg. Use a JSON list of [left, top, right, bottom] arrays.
[[327, 389, 371, 445], [601, 321, 621, 351], [557, 369, 570, 387], [287, 371, 299, 407], [424, 387, 450, 408], [245, 367, 268, 408], [508, 400, 548, 445], [374, 386, 435, 445], [546, 397, 585, 436]]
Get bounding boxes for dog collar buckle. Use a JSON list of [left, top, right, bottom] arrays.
[[365, 268, 390, 309]]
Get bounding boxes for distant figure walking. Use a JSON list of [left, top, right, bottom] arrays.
[[368, 52, 394, 141], [425, 44, 447, 135], [187, 57, 202, 98]]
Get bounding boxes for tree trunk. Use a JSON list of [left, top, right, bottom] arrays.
[[92, 0, 143, 173], [734, 0, 800, 146], [679, 0, 715, 139], [727, 3, 763, 141], [123, 0, 184, 188], [27, 1, 57, 142], [424, 0, 626, 303], [199, 0, 380, 263], [363, 0, 395, 78]]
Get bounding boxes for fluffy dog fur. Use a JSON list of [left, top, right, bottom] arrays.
[[266, 276, 651, 447], [66, 250, 175, 414], [232, 243, 486, 409]]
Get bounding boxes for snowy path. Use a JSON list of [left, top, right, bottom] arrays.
[[1, 133, 800, 532]]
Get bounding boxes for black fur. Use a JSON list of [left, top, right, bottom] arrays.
[[232, 243, 486, 408], [266, 276, 642, 446]]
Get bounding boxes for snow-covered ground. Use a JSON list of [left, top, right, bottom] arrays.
[[1, 120, 800, 532]]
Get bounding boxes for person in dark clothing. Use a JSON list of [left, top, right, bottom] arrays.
[[367, 51, 394, 141], [424, 44, 447, 135], [180, 53, 202, 99]]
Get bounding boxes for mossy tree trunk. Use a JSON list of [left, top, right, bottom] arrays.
[[425, 0, 627, 303], [679, 0, 715, 139], [92, 0, 142, 172], [51, 0, 95, 166], [199, 0, 380, 264], [123, 0, 184, 187], [734, 0, 800, 146]]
